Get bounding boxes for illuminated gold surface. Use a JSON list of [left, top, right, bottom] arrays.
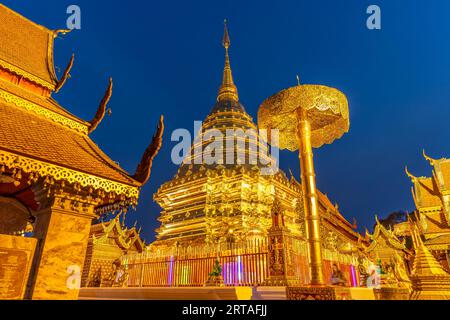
[[31, 197, 95, 300], [409, 219, 450, 299], [148, 26, 361, 294], [258, 84, 350, 285], [0, 4, 154, 300], [296, 109, 324, 285], [82, 214, 144, 288], [153, 27, 358, 261], [0, 150, 140, 200], [217, 20, 239, 103], [0, 89, 88, 133], [258, 85, 349, 150], [0, 4, 58, 89]]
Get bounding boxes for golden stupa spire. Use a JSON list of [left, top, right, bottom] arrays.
[[408, 215, 449, 276], [217, 19, 239, 102]]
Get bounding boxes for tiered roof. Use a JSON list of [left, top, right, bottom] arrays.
[[405, 151, 450, 234], [0, 4, 58, 89], [0, 5, 162, 212], [91, 214, 145, 252], [363, 216, 410, 254]]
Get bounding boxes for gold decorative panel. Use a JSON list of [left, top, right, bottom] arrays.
[[0, 150, 139, 199], [0, 89, 88, 134]]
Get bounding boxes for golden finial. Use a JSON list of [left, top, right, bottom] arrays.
[[223, 19, 230, 49], [217, 19, 239, 102], [53, 29, 72, 38], [405, 166, 417, 182], [422, 149, 437, 165], [364, 228, 371, 240], [55, 53, 75, 93]]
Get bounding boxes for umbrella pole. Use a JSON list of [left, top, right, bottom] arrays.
[[297, 109, 325, 285]]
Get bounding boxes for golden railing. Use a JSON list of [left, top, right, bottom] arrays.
[[122, 239, 272, 287], [121, 238, 358, 287]]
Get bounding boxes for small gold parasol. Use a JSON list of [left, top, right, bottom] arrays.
[[258, 83, 350, 285]]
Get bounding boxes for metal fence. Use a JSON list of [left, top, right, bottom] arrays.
[[122, 239, 272, 287], [121, 238, 357, 287]]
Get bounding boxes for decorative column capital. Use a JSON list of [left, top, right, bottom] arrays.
[[32, 181, 101, 218]]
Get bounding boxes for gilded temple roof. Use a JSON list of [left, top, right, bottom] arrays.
[[364, 216, 409, 253], [0, 78, 87, 126], [407, 152, 450, 209], [91, 214, 145, 251], [0, 5, 158, 206], [413, 177, 442, 209], [439, 161, 450, 191], [422, 234, 450, 253], [427, 156, 450, 192], [0, 97, 139, 187], [0, 4, 58, 89]]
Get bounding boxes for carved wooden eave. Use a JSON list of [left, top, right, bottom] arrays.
[[0, 89, 89, 134], [0, 149, 140, 210]]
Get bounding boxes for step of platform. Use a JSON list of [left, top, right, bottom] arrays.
[[79, 287, 254, 300]]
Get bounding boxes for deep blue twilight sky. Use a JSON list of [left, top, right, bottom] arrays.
[[4, 0, 450, 241]]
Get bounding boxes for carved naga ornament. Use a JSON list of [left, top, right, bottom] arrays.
[[55, 53, 75, 93], [133, 115, 165, 185], [89, 77, 113, 134]]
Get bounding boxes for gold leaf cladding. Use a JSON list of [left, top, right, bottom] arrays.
[[0, 89, 89, 134], [0, 150, 139, 199], [258, 84, 349, 150]]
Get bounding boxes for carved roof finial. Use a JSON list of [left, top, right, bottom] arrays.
[[88, 77, 112, 134], [222, 19, 230, 49], [423, 149, 437, 165], [55, 53, 74, 93], [365, 228, 371, 240], [53, 29, 72, 38], [405, 166, 417, 183], [133, 115, 164, 185]]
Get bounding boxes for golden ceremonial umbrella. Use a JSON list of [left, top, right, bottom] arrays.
[[258, 84, 349, 285]]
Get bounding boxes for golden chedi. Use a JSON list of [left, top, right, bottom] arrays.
[[139, 22, 360, 289]]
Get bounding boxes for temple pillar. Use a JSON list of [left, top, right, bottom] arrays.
[[297, 109, 325, 285], [27, 187, 99, 300]]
